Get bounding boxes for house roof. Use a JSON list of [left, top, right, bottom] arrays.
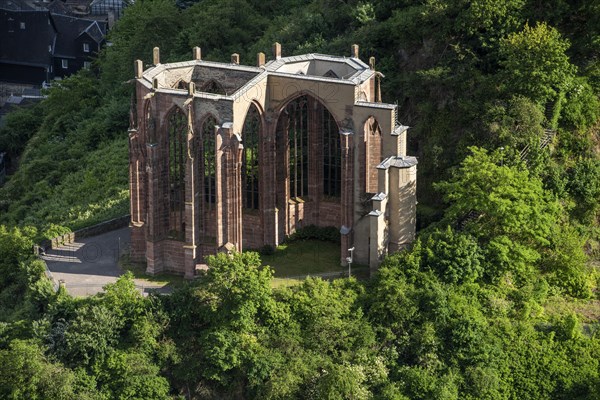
[[47, 0, 74, 16], [78, 18, 104, 42], [0, 0, 35, 11], [0, 8, 106, 70], [0, 9, 56, 67], [52, 14, 105, 57]]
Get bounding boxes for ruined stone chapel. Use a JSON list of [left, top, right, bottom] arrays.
[[128, 44, 417, 278]]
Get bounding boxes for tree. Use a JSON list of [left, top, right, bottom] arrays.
[[435, 147, 562, 283], [98, 0, 182, 87], [0, 340, 83, 400], [422, 226, 484, 284], [499, 22, 576, 105]]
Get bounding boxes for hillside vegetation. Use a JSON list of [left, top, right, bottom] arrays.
[[1, 0, 600, 398]]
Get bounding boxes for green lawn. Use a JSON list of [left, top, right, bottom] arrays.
[[119, 253, 187, 287], [261, 240, 344, 277]]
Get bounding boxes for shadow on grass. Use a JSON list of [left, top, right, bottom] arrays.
[[260, 239, 344, 277]]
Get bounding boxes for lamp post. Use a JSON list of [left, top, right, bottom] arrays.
[[346, 247, 355, 278], [500, 146, 505, 166]]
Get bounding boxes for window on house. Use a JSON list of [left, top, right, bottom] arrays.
[[61, 59, 68, 69], [20, 22, 25, 29], [167, 108, 187, 241], [83, 43, 90, 52], [242, 105, 261, 209], [202, 116, 218, 207], [323, 106, 341, 198], [84, 61, 91, 69]]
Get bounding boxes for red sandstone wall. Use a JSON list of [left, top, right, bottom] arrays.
[[242, 213, 263, 249], [318, 200, 341, 228]]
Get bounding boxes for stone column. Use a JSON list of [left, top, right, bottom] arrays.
[[215, 126, 225, 247], [340, 131, 354, 266], [261, 110, 278, 247], [308, 99, 323, 225], [129, 126, 146, 263], [216, 124, 244, 251], [183, 104, 197, 279], [145, 141, 161, 275], [388, 161, 417, 253]]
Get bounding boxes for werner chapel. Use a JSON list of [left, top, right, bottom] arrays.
[[128, 44, 417, 277]]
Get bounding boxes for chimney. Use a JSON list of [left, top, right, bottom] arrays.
[[153, 47, 160, 65], [134, 59, 143, 79], [369, 56, 376, 70], [107, 10, 115, 29], [351, 44, 359, 58], [273, 42, 281, 60], [231, 53, 240, 64], [257, 52, 265, 67], [193, 46, 201, 60]]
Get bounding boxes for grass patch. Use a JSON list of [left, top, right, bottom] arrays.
[[544, 295, 600, 323], [261, 239, 343, 277], [271, 277, 304, 289], [119, 253, 187, 288]]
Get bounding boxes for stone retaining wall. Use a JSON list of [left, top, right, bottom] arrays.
[[38, 215, 131, 252]]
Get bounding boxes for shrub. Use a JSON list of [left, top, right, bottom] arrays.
[[287, 225, 340, 243]]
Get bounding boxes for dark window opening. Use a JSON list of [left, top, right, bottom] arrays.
[[286, 97, 309, 199], [167, 108, 187, 240], [242, 105, 260, 209], [323, 107, 341, 197], [323, 69, 339, 78], [202, 116, 217, 207], [199, 80, 226, 95]]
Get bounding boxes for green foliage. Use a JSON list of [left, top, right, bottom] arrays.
[[1, 0, 600, 398], [178, 0, 268, 62], [0, 340, 81, 400], [566, 157, 600, 223], [99, 0, 182, 87], [560, 77, 600, 130], [287, 224, 341, 243], [0, 102, 44, 158], [423, 226, 483, 284], [499, 22, 576, 105]]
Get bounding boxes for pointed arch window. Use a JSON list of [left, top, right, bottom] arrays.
[[286, 96, 309, 199], [167, 108, 187, 240], [323, 108, 341, 197], [145, 101, 157, 144], [365, 116, 382, 193], [242, 105, 260, 209], [323, 69, 339, 79], [202, 116, 217, 206], [199, 80, 226, 95]]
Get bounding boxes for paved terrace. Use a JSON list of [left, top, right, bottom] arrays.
[[42, 227, 169, 297]]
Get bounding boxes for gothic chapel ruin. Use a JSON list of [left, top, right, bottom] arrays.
[[128, 44, 417, 277]]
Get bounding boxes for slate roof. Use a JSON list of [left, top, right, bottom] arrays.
[[0, 7, 106, 74], [47, 0, 74, 16], [0, 0, 35, 11], [52, 14, 104, 58], [0, 10, 56, 67]]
